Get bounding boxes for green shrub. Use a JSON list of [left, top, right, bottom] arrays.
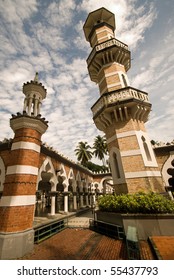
[[98, 192, 174, 214]]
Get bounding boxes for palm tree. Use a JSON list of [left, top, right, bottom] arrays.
[[93, 135, 108, 166], [74, 141, 93, 166]]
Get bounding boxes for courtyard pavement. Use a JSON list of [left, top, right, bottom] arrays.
[[20, 210, 174, 260]]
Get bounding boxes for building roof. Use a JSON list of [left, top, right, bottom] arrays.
[[154, 144, 174, 155], [83, 7, 115, 41]]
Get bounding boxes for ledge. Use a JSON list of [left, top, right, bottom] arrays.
[[96, 211, 174, 240]]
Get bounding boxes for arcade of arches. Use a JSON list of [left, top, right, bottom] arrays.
[[0, 141, 114, 218], [0, 141, 173, 220]]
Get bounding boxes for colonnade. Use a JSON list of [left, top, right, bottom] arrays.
[[48, 190, 96, 216], [35, 179, 98, 217], [35, 158, 114, 218]]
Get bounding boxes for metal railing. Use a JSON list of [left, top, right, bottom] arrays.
[[34, 218, 67, 243], [91, 86, 150, 117], [89, 219, 125, 239], [87, 38, 129, 65]]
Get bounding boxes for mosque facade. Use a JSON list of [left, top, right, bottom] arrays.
[[0, 7, 173, 259]]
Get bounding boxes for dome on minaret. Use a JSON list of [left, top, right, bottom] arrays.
[[22, 73, 47, 116], [83, 7, 116, 42]]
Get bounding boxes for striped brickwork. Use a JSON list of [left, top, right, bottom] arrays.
[[0, 122, 47, 233], [98, 63, 126, 95], [90, 25, 114, 47]]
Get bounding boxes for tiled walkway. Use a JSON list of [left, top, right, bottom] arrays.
[[20, 228, 155, 260], [21, 211, 174, 260]]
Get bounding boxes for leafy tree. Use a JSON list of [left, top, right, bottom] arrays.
[[93, 135, 108, 166], [74, 141, 93, 166], [85, 161, 109, 173]]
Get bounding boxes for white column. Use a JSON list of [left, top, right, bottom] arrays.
[[37, 102, 41, 115], [93, 193, 96, 204], [64, 193, 68, 213], [50, 196, 56, 216], [34, 99, 39, 116], [73, 193, 77, 210], [85, 193, 89, 206], [28, 97, 33, 115], [168, 191, 174, 200], [80, 193, 83, 208], [23, 98, 27, 111], [72, 180, 77, 210]]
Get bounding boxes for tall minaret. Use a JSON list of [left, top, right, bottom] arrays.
[[84, 7, 164, 194], [0, 74, 48, 259]]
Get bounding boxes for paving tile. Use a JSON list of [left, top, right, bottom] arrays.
[[149, 236, 174, 260], [19, 228, 157, 260], [19, 211, 174, 260]]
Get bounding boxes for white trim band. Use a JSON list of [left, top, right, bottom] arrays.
[[125, 171, 161, 179], [107, 131, 136, 144], [0, 195, 36, 207], [7, 165, 38, 175], [100, 82, 122, 95], [106, 134, 117, 144], [117, 130, 137, 139], [121, 149, 141, 157], [11, 141, 40, 153]]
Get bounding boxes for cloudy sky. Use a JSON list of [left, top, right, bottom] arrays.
[[0, 0, 174, 163]]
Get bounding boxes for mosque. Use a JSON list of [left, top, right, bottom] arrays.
[[0, 7, 173, 259]]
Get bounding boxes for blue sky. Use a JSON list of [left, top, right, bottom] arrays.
[[0, 0, 174, 163]]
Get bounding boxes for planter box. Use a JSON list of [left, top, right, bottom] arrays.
[[96, 211, 174, 240]]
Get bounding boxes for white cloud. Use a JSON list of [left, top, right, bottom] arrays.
[[0, 0, 38, 23], [45, 0, 76, 27], [0, 0, 173, 164]]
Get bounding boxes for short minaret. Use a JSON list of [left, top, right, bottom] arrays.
[[0, 74, 48, 259], [84, 7, 164, 194], [23, 72, 46, 116]]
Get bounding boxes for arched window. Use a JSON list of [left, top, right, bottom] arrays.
[[136, 131, 158, 167], [121, 74, 128, 87], [109, 147, 125, 184], [141, 136, 152, 161], [113, 152, 121, 179]]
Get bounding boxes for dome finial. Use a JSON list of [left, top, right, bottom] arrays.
[[34, 72, 39, 82]]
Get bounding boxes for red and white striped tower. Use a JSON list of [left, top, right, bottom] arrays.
[[0, 73, 48, 259]]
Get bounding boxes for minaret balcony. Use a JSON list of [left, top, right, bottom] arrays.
[[91, 86, 151, 119], [87, 38, 131, 82], [87, 38, 129, 64]]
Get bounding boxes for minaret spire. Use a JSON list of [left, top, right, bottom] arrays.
[[34, 72, 39, 83], [0, 75, 48, 259], [84, 7, 164, 194]]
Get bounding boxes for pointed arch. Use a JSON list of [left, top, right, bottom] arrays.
[[56, 163, 69, 191], [136, 131, 158, 167], [109, 147, 125, 184], [76, 171, 81, 182], [37, 157, 58, 191], [68, 168, 75, 180], [141, 136, 152, 161]]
